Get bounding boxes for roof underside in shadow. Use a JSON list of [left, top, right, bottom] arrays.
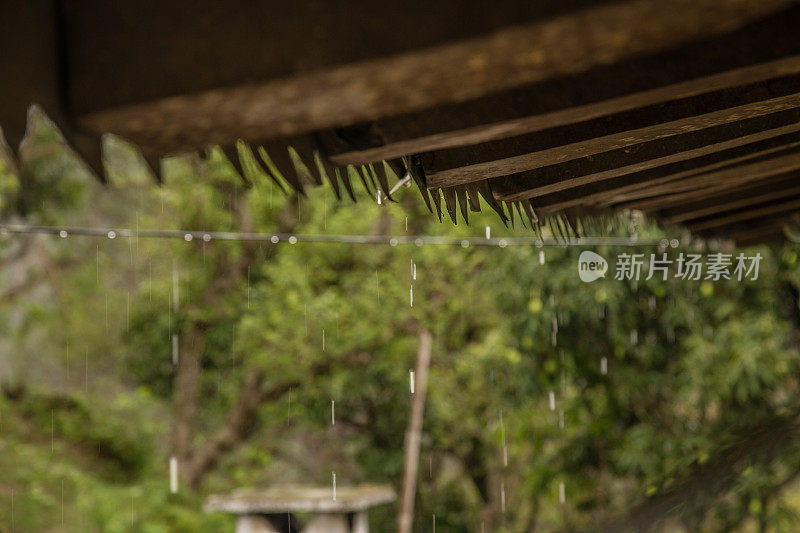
[[2, 0, 800, 245]]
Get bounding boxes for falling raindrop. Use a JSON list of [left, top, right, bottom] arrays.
[[247, 267, 251, 309], [630, 329, 638, 345], [173, 263, 180, 311], [409, 370, 415, 394], [601, 357, 608, 375], [500, 411, 508, 467], [172, 334, 179, 366], [551, 315, 558, 347], [413, 263, 417, 281], [170, 457, 178, 494], [549, 390, 556, 411], [559, 482, 565, 504], [287, 389, 292, 424], [539, 250, 545, 265], [377, 190, 382, 205], [485, 226, 491, 239], [332, 472, 337, 501], [322, 329, 325, 351], [559, 409, 565, 430], [232, 326, 237, 370], [501, 483, 506, 513], [331, 400, 335, 425], [410, 285, 413, 307]]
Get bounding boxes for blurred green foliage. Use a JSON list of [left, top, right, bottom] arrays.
[[1, 117, 800, 531]]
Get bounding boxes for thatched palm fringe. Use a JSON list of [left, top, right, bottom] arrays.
[[7, 106, 633, 241]]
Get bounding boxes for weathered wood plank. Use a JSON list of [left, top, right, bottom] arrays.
[[533, 138, 800, 214], [687, 196, 800, 232], [612, 152, 800, 210], [729, 219, 789, 245], [64, 0, 609, 114], [697, 214, 789, 240], [427, 93, 800, 188], [494, 122, 800, 203], [591, 143, 800, 207], [615, 152, 800, 210], [332, 55, 800, 166], [331, 4, 800, 161], [77, 0, 795, 156], [665, 177, 800, 223]]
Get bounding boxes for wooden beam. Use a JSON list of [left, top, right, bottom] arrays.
[[695, 214, 789, 242], [426, 92, 800, 188], [592, 142, 800, 207], [332, 55, 800, 166], [614, 152, 800, 210], [523, 143, 800, 215], [687, 196, 800, 232], [733, 231, 786, 246], [493, 122, 800, 203], [664, 176, 800, 223], [77, 0, 795, 156], [331, 3, 800, 162], [731, 224, 788, 246]]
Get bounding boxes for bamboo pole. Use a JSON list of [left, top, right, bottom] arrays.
[[398, 329, 433, 533]]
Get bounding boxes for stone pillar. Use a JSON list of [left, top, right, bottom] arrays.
[[236, 514, 280, 533], [353, 511, 369, 533], [303, 513, 350, 532]]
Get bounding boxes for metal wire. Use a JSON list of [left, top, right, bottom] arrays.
[[0, 224, 664, 247]]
